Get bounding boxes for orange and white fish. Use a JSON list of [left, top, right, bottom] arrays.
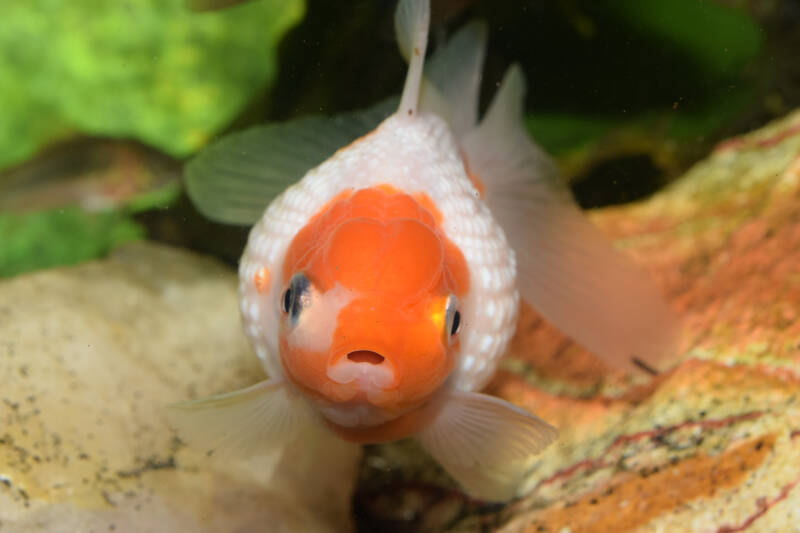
[[171, 0, 678, 501]]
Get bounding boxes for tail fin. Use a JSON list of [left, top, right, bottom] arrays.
[[462, 66, 681, 373]]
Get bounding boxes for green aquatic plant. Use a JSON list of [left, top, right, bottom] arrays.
[[0, 208, 144, 277], [0, 0, 304, 172]]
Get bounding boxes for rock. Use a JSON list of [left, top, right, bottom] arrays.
[[0, 242, 360, 532], [356, 110, 800, 532]]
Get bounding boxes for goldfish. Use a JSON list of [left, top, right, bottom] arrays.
[[170, 0, 678, 501]]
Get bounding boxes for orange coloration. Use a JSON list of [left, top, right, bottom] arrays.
[[282, 185, 467, 293], [278, 186, 469, 421], [520, 435, 775, 533], [324, 218, 443, 295], [411, 192, 443, 224], [253, 267, 270, 293]]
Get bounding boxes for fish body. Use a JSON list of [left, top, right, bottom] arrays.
[[238, 113, 517, 439], [173, 0, 678, 501]]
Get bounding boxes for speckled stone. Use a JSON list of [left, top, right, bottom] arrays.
[[357, 110, 800, 532], [0, 242, 360, 532]]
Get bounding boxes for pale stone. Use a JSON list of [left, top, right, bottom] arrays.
[[0, 242, 360, 532]]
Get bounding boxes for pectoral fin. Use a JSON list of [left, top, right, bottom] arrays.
[[185, 98, 395, 225], [416, 390, 557, 501], [167, 379, 316, 458]]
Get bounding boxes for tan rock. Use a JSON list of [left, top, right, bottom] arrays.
[[0, 243, 360, 532]]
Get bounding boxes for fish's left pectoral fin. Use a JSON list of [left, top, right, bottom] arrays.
[[462, 65, 681, 373], [167, 378, 316, 459], [416, 390, 558, 502], [185, 98, 395, 225]]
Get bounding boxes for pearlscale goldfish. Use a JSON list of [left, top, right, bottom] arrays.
[[170, 0, 678, 501]]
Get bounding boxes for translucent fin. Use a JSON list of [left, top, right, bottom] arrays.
[[417, 390, 557, 501], [462, 65, 680, 373], [185, 98, 396, 225], [421, 21, 487, 137], [167, 379, 316, 458], [395, 0, 430, 115]]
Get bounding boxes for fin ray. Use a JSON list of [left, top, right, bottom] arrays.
[[422, 21, 487, 137], [417, 390, 557, 501], [185, 98, 395, 225], [167, 379, 316, 458], [462, 65, 680, 372], [395, 0, 430, 115]]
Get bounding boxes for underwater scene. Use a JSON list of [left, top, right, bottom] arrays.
[[1, 0, 800, 531]]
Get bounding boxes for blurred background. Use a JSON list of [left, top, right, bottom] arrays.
[[1, 0, 798, 277]]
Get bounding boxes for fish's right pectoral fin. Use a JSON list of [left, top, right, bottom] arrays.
[[185, 98, 396, 225], [416, 390, 558, 502], [167, 378, 316, 459]]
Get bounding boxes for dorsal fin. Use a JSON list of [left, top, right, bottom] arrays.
[[422, 20, 487, 137], [395, 0, 430, 116]]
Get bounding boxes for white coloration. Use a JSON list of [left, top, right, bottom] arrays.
[[317, 402, 399, 429], [247, 302, 259, 321], [286, 283, 356, 354], [480, 334, 494, 354], [461, 65, 679, 372], [238, 111, 519, 392], [327, 356, 396, 393], [461, 355, 475, 371], [420, 21, 487, 138]]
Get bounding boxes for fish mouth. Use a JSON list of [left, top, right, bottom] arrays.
[[327, 349, 395, 392], [346, 350, 385, 365]]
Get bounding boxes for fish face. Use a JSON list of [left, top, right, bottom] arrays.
[[276, 187, 468, 427]]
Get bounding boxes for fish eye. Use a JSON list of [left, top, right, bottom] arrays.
[[281, 273, 311, 325], [281, 287, 293, 313], [445, 295, 461, 343], [451, 310, 461, 336]]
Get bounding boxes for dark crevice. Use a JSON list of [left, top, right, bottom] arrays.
[[571, 154, 666, 209]]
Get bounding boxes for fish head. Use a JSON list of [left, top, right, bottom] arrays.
[[277, 187, 469, 427]]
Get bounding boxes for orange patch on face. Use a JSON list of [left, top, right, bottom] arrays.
[[324, 218, 443, 295], [279, 186, 469, 413], [253, 267, 270, 293], [282, 186, 468, 296]]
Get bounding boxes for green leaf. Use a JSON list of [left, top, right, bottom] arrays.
[[0, 208, 144, 278], [0, 0, 305, 172]]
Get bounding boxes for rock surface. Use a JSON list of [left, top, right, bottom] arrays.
[[0, 243, 360, 532], [356, 110, 800, 532]]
